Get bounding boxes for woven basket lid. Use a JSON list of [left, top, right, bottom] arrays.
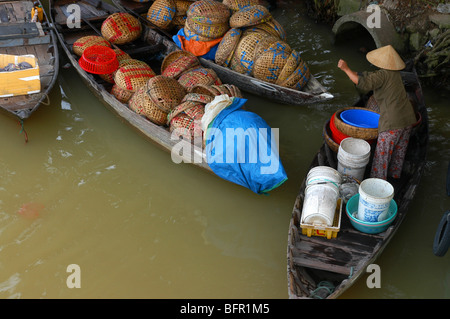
[[161, 51, 200, 78], [183, 22, 219, 42], [129, 85, 169, 125], [178, 67, 221, 91], [246, 18, 286, 40], [147, 0, 176, 29], [111, 84, 135, 103], [223, 0, 263, 12], [229, 32, 265, 75], [114, 64, 156, 92], [275, 49, 300, 85], [185, 16, 229, 39], [191, 84, 221, 97], [72, 35, 111, 57], [279, 58, 310, 90], [101, 12, 142, 45], [229, 5, 271, 28], [253, 41, 292, 83], [182, 92, 214, 104], [266, 18, 286, 40], [186, 0, 230, 25], [146, 75, 186, 113], [215, 28, 242, 66]]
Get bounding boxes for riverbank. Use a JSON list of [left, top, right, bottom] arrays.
[[305, 0, 449, 90]]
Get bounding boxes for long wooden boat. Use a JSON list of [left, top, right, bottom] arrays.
[[287, 65, 428, 299], [0, 0, 59, 120], [112, 0, 334, 106]]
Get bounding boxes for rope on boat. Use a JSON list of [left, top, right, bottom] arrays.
[[310, 281, 335, 299], [18, 120, 29, 143]]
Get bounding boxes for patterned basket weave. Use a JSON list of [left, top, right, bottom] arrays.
[[111, 84, 135, 103], [191, 83, 243, 98], [167, 101, 205, 139], [128, 85, 168, 125], [185, 16, 229, 39], [73, 35, 111, 57], [215, 28, 242, 67], [182, 92, 214, 104], [147, 0, 176, 29], [275, 49, 300, 85], [146, 75, 186, 113], [99, 50, 132, 83], [253, 41, 291, 83], [333, 107, 379, 140], [229, 5, 271, 28], [183, 22, 217, 42], [161, 50, 200, 78], [114, 64, 156, 92], [177, 67, 222, 91], [223, 0, 263, 12], [229, 32, 265, 75], [247, 18, 286, 40], [191, 84, 221, 96], [279, 58, 310, 90], [266, 18, 286, 40], [174, 0, 192, 16], [101, 12, 142, 45], [171, 15, 187, 27], [186, 0, 230, 25]]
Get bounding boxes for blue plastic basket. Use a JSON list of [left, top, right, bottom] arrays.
[[340, 109, 380, 129]]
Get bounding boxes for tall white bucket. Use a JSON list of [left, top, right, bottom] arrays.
[[302, 166, 342, 226], [337, 137, 371, 182], [358, 178, 394, 222]]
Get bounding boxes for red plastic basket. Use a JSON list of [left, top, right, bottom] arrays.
[[79, 45, 119, 74]]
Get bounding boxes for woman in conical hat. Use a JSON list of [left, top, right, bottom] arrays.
[[338, 45, 417, 181]]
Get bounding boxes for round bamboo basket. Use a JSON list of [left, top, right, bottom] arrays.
[[111, 84, 135, 103], [215, 28, 242, 67], [129, 85, 168, 125], [191, 84, 221, 96], [229, 5, 271, 28], [229, 32, 265, 75], [174, 0, 192, 16], [323, 119, 340, 153], [248, 18, 286, 40], [275, 49, 299, 85], [99, 50, 132, 83], [279, 58, 310, 90], [171, 15, 187, 27], [185, 16, 229, 39], [101, 12, 142, 45], [186, 0, 230, 25], [114, 64, 156, 92], [73, 35, 111, 57], [183, 22, 216, 42], [178, 67, 221, 91], [333, 107, 379, 140], [253, 42, 291, 83], [161, 51, 200, 79], [146, 75, 186, 113], [266, 18, 286, 40], [147, 0, 176, 29], [223, 83, 242, 97], [182, 92, 214, 104], [223, 0, 262, 12], [168, 101, 204, 139]]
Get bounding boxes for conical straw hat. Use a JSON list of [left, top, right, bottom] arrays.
[[366, 45, 405, 71]]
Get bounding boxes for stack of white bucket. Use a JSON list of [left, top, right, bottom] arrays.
[[337, 137, 371, 182], [301, 166, 342, 227]]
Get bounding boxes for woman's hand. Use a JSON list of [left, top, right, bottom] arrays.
[[338, 59, 348, 71], [337, 59, 359, 85]]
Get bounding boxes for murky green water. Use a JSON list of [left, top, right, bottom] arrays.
[[0, 0, 448, 299]]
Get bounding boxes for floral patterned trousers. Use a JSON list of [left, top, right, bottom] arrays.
[[370, 126, 413, 180]]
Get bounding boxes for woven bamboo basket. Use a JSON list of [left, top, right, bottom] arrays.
[[323, 119, 340, 153], [181, 92, 214, 104], [275, 49, 299, 85], [279, 58, 310, 90], [101, 12, 142, 45], [146, 75, 186, 113], [266, 18, 286, 40], [111, 84, 135, 103], [168, 101, 204, 139], [171, 15, 187, 27], [114, 64, 156, 92], [129, 85, 168, 125], [175, 0, 192, 16], [248, 18, 286, 40], [223, 83, 242, 97], [147, 0, 176, 29], [223, 0, 262, 12], [99, 50, 132, 83], [131, 0, 151, 2], [185, 16, 229, 39], [161, 51, 200, 79], [253, 41, 291, 83], [186, 0, 230, 25], [191, 84, 221, 96], [229, 32, 265, 75], [215, 28, 242, 67], [183, 23, 215, 42], [178, 67, 221, 91], [72, 35, 111, 57], [366, 95, 380, 113], [229, 5, 271, 28], [333, 107, 379, 140]]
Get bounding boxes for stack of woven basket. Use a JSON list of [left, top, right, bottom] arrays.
[[113, 62, 156, 103], [213, 3, 311, 91], [183, 0, 230, 41], [146, 0, 197, 31]]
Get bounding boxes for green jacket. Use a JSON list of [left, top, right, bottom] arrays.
[[356, 69, 416, 132]]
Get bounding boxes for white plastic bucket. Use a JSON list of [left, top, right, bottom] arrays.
[[337, 137, 371, 182], [302, 166, 342, 226], [357, 178, 394, 222]]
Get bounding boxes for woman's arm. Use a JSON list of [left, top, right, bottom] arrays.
[[338, 59, 359, 85]]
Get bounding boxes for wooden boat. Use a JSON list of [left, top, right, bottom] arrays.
[[112, 0, 334, 106], [0, 0, 59, 120], [286, 65, 428, 299]]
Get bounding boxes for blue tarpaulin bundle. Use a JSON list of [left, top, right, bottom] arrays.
[[205, 97, 288, 194]]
